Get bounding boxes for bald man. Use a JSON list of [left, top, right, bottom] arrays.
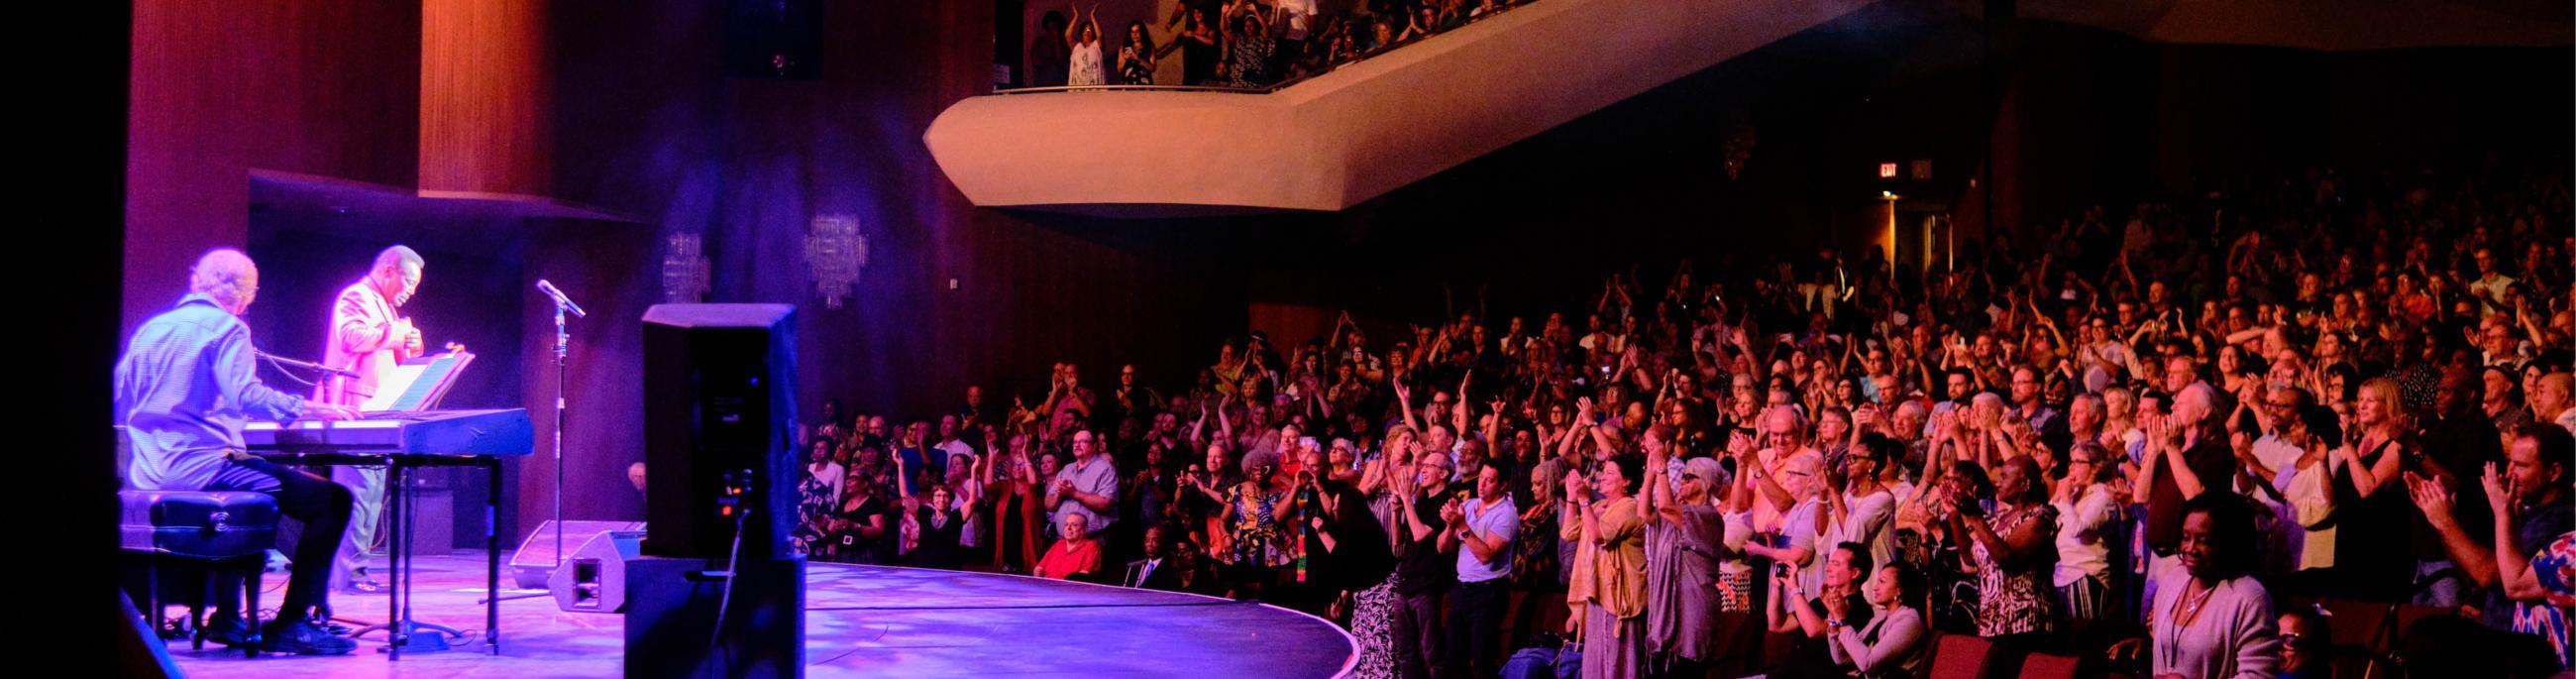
[[2532, 372, 2575, 435], [317, 245, 425, 595], [116, 249, 359, 654]]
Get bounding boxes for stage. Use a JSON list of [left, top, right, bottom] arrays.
[[163, 551, 1357, 678]]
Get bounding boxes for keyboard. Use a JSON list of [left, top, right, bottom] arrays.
[[244, 408, 535, 457]]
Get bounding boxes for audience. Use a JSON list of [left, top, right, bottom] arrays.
[[1020, 0, 1534, 89], [784, 164, 2572, 677]]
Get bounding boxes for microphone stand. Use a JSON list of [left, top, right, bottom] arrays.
[[485, 288, 580, 606], [552, 299, 569, 572], [256, 350, 362, 380]]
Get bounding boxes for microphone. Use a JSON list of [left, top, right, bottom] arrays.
[[536, 280, 588, 318], [256, 350, 360, 379]]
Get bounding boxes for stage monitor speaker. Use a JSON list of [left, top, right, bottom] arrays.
[[404, 487, 453, 557], [509, 519, 647, 589], [642, 303, 799, 561], [550, 529, 646, 613], [625, 555, 805, 678]]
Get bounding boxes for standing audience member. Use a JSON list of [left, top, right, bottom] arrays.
[[1565, 454, 1650, 679]]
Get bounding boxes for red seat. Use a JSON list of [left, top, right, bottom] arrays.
[[1763, 625, 1801, 673], [2015, 652, 2080, 679], [1928, 632, 1996, 679], [2324, 599, 2394, 652]]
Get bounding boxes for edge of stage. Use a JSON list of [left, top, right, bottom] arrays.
[[163, 552, 1358, 678]]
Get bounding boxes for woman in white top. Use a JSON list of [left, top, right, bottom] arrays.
[[1063, 2, 1106, 86], [1826, 434, 1901, 572], [2266, 402, 2340, 595], [2114, 492, 2281, 679], [1826, 563, 1933, 679], [2051, 441, 2123, 648]]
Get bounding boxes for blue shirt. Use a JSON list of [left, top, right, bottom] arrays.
[[1050, 454, 1121, 534], [1455, 496, 1518, 583], [115, 294, 305, 491]]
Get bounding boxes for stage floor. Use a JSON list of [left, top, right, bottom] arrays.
[[162, 551, 1355, 678]]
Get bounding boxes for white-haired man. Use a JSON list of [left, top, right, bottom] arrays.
[[117, 249, 359, 654]]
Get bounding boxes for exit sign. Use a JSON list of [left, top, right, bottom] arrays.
[[1878, 163, 1898, 178]]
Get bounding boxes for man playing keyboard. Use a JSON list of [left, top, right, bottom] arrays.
[[116, 248, 360, 655], [316, 245, 426, 596]]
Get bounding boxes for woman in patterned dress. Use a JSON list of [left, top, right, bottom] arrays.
[[1184, 443, 1244, 565], [795, 438, 842, 555], [1511, 457, 1564, 648], [1952, 455, 2058, 650], [1116, 20, 1156, 85], [1220, 3, 1273, 88], [1222, 455, 1295, 593], [1898, 459, 1988, 633], [1307, 466, 1397, 677]]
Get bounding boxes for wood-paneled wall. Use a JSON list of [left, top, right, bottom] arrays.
[[421, 0, 551, 196], [127, 0, 421, 332]]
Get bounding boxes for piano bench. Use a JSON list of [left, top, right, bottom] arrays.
[[119, 490, 278, 657]]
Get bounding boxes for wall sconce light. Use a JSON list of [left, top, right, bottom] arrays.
[[805, 214, 867, 309]]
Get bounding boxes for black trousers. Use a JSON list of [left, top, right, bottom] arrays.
[[1443, 579, 1505, 678], [208, 456, 354, 622], [1394, 589, 1444, 679]]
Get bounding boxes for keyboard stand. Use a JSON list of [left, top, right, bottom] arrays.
[[265, 452, 506, 659]]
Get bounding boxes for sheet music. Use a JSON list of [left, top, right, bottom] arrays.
[[362, 351, 476, 411]]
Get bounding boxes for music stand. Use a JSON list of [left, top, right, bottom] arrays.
[[341, 350, 477, 653]]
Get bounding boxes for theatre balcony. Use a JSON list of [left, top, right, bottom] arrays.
[[925, 0, 1871, 217]]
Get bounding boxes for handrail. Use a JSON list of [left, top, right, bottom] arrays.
[[995, 1, 1535, 95]]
